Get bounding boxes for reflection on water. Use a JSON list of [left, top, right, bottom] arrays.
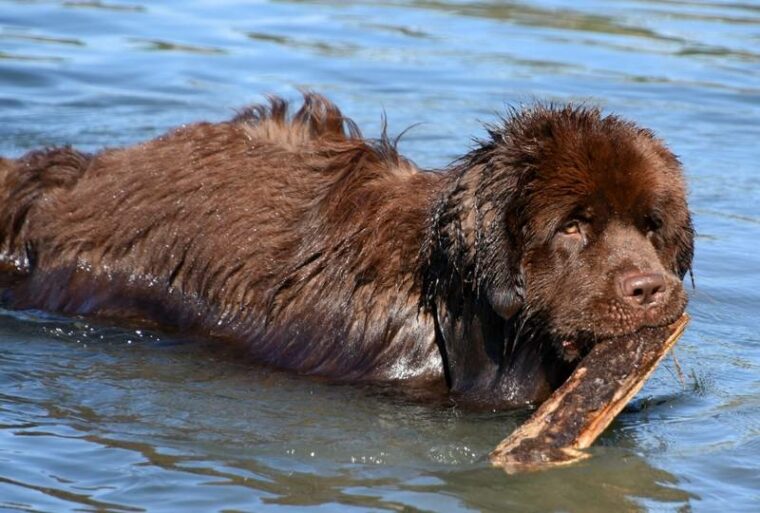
[[1, 0, 758, 511], [0, 310, 696, 511]]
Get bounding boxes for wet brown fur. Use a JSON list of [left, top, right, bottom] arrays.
[[0, 94, 693, 407]]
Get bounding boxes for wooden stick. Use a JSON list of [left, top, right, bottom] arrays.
[[490, 314, 689, 473]]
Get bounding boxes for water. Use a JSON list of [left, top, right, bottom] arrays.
[[0, 0, 758, 511]]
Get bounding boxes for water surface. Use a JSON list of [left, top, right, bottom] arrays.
[[0, 0, 758, 511]]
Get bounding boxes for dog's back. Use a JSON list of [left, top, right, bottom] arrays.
[[0, 95, 445, 381]]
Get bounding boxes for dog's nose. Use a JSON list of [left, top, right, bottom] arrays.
[[618, 272, 666, 306]]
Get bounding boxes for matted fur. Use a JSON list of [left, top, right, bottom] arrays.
[[0, 94, 693, 407]]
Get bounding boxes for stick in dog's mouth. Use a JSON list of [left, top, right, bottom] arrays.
[[490, 314, 689, 473]]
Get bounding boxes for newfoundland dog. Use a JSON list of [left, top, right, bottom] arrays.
[[0, 94, 693, 407]]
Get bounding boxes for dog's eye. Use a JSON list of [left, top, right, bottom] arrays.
[[644, 215, 663, 247], [560, 221, 581, 235], [646, 215, 663, 233]]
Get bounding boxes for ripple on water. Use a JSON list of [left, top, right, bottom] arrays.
[[0, 0, 759, 511]]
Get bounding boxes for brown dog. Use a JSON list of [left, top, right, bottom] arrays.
[[0, 94, 693, 407]]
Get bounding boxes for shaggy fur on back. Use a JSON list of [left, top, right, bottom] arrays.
[[0, 94, 693, 407]]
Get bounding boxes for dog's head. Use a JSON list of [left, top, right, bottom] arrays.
[[469, 105, 693, 362]]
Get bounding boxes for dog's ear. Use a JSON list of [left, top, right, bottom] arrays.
[[674, 212, 695, 280], [487, 285, 521, 320], [467, 143, 530, 323], [476, 197, 525, 322]]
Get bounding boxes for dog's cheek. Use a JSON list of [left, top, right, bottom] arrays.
[[537, 245, 593, 330]]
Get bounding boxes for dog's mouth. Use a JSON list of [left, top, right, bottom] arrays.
[[557, 312, 684, 363], [559, 338, 584, 362]]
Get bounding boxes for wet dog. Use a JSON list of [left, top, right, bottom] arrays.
[[0, 94, 693, 407]]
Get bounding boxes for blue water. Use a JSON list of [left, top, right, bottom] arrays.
[[1, 1, 758, 511]]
